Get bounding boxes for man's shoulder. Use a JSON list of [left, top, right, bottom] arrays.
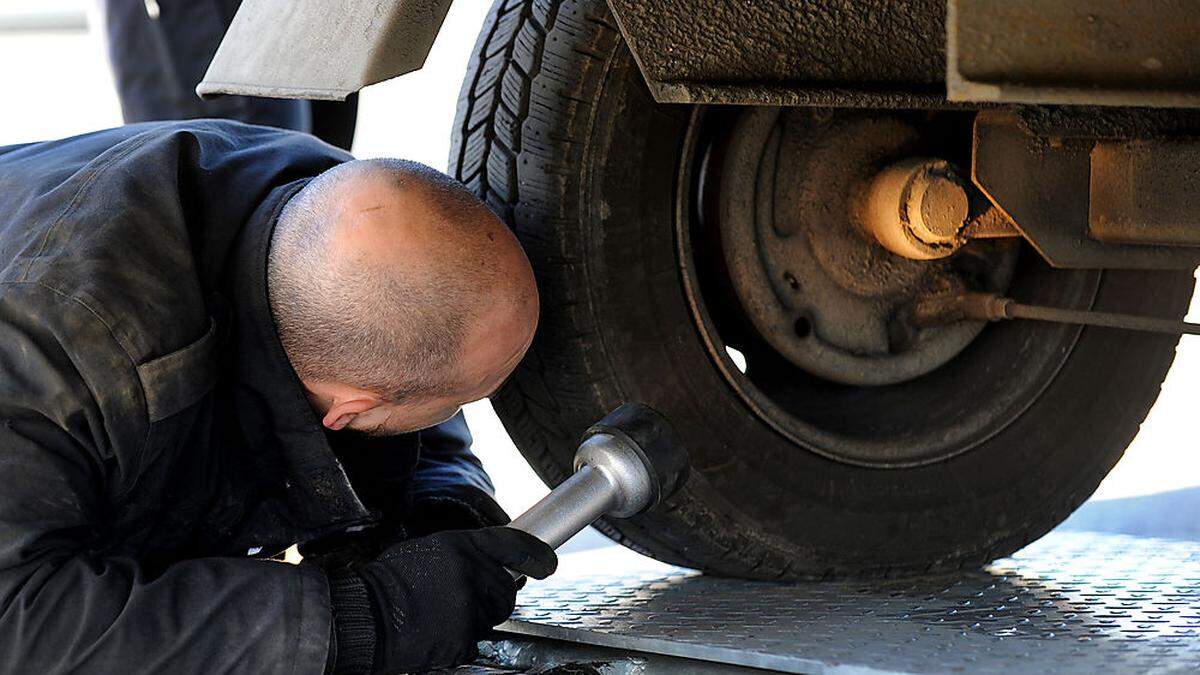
[[0, 121, 348, 209], [130, 119, 353, 162], [0, 120, 346, 423], [0, 119, 340, 157], [0, 119, 342, 359], [0, 277, 219, 428], [0, 281, 150, 449]]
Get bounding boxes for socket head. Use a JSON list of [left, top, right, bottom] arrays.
[[580, 403, 689, 517]]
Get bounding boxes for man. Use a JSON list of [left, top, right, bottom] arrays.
[[0, 120, 556, 674]]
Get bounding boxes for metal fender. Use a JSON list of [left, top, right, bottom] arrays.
[[197, 0, 453, 101]]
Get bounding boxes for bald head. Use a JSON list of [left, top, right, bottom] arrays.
[[267, 159, 537, 432]]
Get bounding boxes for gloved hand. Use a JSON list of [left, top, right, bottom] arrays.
[[327, 527, 557, 674], [404, 487, 512, 539], [303, 489, 510, 573], [302, 523, 405, 573]]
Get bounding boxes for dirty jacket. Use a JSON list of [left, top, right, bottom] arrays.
[[0, 121, 499, 673]]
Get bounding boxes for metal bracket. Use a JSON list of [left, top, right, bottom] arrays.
[[972, 111, 1200, 269], [198, 0, 452, 100], [1091, 140, 1200, 246]]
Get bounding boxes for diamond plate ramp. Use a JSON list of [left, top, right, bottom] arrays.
[[498, 532, 1200, 673]]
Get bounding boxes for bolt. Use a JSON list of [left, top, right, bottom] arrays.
[[861, 158, 969, 261], [908, 168, 969, 246]]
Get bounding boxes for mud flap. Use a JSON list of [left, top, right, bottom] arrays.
[[197, 0, 453, 101]]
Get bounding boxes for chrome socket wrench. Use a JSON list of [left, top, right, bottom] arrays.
[[507, 403, 689, 577]]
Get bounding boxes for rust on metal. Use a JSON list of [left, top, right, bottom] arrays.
[[861, 158, 970, 260], [948, 0, 1200, 108], [1090, 140, 1200, 247], [960, 207, 1020, 240], [606, 0, 948, 107], [971, 111, 1200, 269], [715, 108, 1018, 386]]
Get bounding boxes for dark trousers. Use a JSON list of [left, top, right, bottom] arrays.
[[103, 0, 357, 151]]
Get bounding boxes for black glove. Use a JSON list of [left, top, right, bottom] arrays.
[[301, 522, 406, 573], [303, 488, 510, 573], [326, 527, 557, 674], [405, 486, 512, 539]]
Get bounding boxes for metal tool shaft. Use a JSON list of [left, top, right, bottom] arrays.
[[502, 405, 689, 581], [508, 463, 619, 550], [505, 431, 662, 579]]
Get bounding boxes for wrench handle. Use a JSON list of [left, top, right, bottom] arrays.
[[506, 464, 618, 579]]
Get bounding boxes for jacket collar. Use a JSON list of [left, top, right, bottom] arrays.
[[225, 179, 374, 533]]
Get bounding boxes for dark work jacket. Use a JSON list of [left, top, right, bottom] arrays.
[[0, 121, 497, 673]]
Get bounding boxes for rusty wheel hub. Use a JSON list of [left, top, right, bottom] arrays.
[[717, 109, 1017, 386], [680, 107, 1098, 468]]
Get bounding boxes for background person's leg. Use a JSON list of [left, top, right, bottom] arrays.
[[310, 95, 359, 153], [102, 0, 355, 150]]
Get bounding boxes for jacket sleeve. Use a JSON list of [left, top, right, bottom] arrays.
[[0, 288, 331, 675]]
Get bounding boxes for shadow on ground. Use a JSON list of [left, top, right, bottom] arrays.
[[559, 488, 1200, 561]]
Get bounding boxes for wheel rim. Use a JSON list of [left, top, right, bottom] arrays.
[[676, 107, 1103, 468]]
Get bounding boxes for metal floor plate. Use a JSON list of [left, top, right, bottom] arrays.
[[498, 532, 1200, 674]]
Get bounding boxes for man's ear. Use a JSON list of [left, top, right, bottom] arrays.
[[301, 380, 384, 431], [322, 395, 380, 431]]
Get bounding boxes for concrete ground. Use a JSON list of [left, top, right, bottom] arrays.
[[1, 1, 1197, 556]]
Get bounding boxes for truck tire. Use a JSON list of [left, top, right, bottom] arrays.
[[449, 0, 1195, 578]]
